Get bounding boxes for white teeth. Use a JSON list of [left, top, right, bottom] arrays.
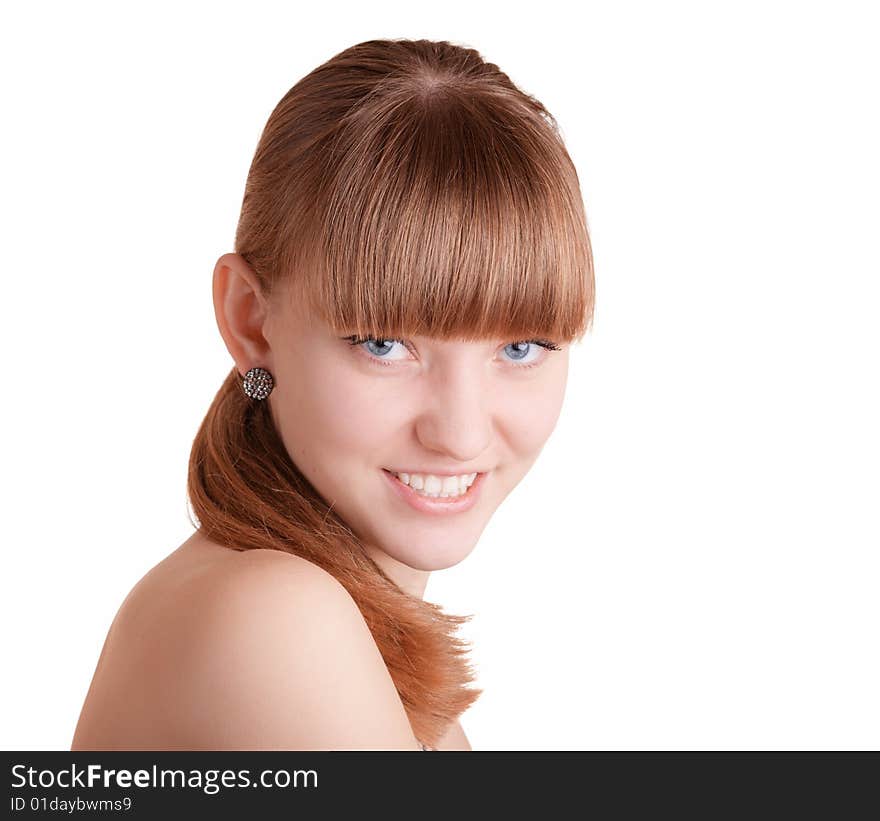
[[392, 471, 478, 499], [425, 475, 443, 494], [441, 476, 459, 495]]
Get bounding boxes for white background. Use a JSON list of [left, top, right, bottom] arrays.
[[2, 1, 877, 751]]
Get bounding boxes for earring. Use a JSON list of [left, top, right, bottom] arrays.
[[242, 366, 274, 400]]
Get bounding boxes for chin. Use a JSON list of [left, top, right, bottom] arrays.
[[390, 542, 476, 572], [407, 554, 469, 572]]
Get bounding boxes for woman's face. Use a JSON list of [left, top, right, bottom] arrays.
[[256, 273, 570, 580]]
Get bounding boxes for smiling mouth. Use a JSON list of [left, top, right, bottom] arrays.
[[382, 469, 479, 500]]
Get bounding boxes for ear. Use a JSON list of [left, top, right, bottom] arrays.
[[212, 253, 271, 377]]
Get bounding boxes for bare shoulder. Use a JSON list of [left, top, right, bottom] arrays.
[[73, 540, 421, 751]]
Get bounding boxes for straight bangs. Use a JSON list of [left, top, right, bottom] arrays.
[[292, 83, 594, 346]]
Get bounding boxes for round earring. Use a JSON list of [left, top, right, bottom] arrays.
[[242, 366, 274, 400]]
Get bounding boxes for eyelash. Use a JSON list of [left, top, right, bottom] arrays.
[[342, 335, 561, 370]]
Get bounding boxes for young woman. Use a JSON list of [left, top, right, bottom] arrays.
[[71, 37, 594, 751]]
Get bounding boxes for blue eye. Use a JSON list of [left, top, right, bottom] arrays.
[[342, 334, 560, 369], [344, 335, 411, 365], [503, 341, 537, 363], [501, 339, 561, 368], [363, 339, 399, 357]]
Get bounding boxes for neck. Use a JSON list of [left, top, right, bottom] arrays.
[[363, 544, 430, 599]]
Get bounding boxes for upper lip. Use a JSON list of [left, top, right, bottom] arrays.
[[385, 468, 485, 477]]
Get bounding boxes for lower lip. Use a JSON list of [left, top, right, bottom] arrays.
[[382, 469, 485, 516]]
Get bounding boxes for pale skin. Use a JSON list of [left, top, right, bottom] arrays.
[[71, 253, 570, 751]]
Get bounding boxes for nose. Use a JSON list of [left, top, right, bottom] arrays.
[[414, 362, 492, 463]]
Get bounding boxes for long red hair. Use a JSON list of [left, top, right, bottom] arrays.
[[187, 38, 594, 748]]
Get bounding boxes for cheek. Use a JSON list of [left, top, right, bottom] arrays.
[[501, 369, 568, 455], [274, 357, 405, 462]]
